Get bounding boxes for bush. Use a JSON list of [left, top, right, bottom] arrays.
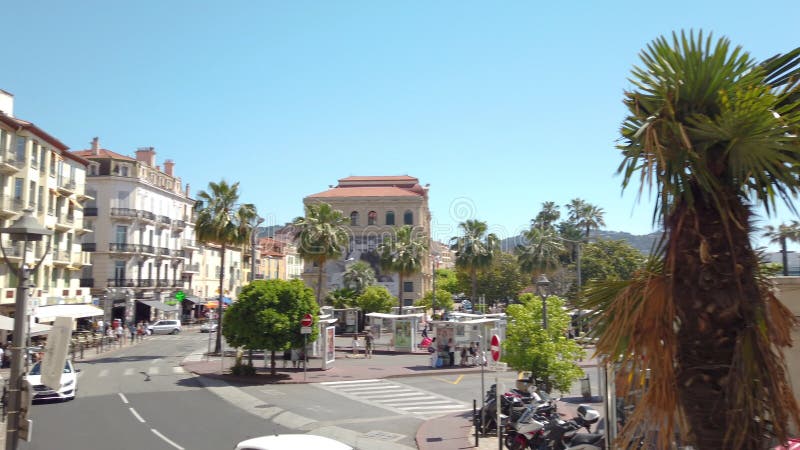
[[230, 363, 256, 376]]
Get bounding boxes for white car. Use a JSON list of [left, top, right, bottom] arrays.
[[26, 360, 78, 401], [235, 434, 353, 450], [199, 321, 218, 333], [148, 320, 182, 335]]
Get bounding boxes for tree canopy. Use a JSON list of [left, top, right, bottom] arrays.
[[353, 285, 395, 314]]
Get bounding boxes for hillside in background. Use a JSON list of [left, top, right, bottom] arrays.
[[500, 229, 661, 255]]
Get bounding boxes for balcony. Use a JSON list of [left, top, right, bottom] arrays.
[[156, 247, 171, 258], [79, 278, 94, 288], [182, 239, 199, 249], [137, 279, 154, 288], [84, 207, 98, 217], [109, 242, 137, 253], [171, 280, 185, 288], [157, 215, 171, 228], [107, 278, 136, 288], [0, 151, 24, 174], [110, 208, 139, 221], [171, 249, 186, 258], [81, 242, 97, 252], [0, 196, 24, 217], [156, 279, 169, 288], [55, 214, 75, 231], [72, 251, 92, 268], [140, 244, 155, 255], [1, 241, 23, 259], [140, 211, 156, 222], [57, 178, 77, 194], [172, 219, 186, 229], [183, 263, 200, 273], [52, 250, 70, 265]]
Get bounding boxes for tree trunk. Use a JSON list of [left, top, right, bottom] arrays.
[[781, 237, 788, 276], [270, 350, 276, 376], [316, 258, 325, 307], [670, 188, 765, 449], [248, 349, 253, 366], [398, 272, 404, 315], [215, 244, 226, 354], [470, 267, 477, 306]]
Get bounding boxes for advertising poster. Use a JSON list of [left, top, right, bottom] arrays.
[[395, 320, 412, 350], [324, 326, 335, 369]]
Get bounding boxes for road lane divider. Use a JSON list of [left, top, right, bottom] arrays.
[[151, 429, 184, 450], [129, 407, 145, 423], [118, 392, 129, 404]]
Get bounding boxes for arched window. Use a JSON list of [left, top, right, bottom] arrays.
[[385, 211, 395, 226], [350, 211, 359, 226], [403, 210, 413, 225], [368, 211, 377, 226]]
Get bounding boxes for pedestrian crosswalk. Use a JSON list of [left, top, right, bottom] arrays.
[[317, 379, 469, 418]]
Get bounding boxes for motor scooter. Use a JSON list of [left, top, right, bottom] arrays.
[[542, 405, 602, 450]]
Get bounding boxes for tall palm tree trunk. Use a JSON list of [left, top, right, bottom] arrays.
[[780, 237, 789, 276], [316, 259, 325, 307], [215, 244, 226, 354], [670, 189, 764, 449], [470, 267, 477, 306]]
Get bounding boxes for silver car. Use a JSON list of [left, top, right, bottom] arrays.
[[199, 321, 218, 333], [148, 320, 182, 335]]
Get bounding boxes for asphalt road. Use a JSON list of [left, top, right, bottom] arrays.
[[20, 333, 292, 450]]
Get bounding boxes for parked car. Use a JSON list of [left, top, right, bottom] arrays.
[[148, 320, 182, 335], [235, 434, 352, 450], [199, 321, 218, 333], [26, 360, 78, 401]]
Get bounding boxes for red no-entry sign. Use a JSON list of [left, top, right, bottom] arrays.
[[490, 334, 501, 362], [301, 314, 313, 327]]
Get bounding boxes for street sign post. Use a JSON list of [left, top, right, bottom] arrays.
[[490, 334, 501, 362], [301, 313, 313, 327], [300, 314, 313, 381]]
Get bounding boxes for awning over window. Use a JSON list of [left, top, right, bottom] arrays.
[[136, 300, 180, 312], [0, 315, 53, 335], [34, 304, 104, 322]]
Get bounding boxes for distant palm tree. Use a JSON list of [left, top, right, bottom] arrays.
[[195, 180, 253, 353], [450, 220, 499, 303], [585, 32, 800, 448], [516, 226, 565, 281], [763, 221, 800, 276], [532, 201, 561, 230], [292, 202, 350, 307], [343, 261, 376, 295], [378, 225, 428, 314], [566, 198, 605, 240]]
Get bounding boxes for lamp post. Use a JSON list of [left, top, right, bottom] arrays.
[[1, 210, 52, 450], [249, 216, 264, 282], [431, 255, 439, 319], [536, 274, 550, 330]]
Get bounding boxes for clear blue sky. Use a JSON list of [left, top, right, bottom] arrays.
[[2, 1, 799, 248]]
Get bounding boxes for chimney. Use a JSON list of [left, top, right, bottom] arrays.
[[91, 137, 100, 155], [0, 89, 14, 117], [185, 183, 190, 197], [135, 147, 156, 166], [164, 159, 174, 176]]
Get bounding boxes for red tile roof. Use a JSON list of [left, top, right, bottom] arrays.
[[307, 186, 423, 198], [0, 111, 91, 166], [73, 148, 136, 161], [339, 175, 419, 183]]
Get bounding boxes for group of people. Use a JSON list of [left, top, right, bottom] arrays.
[[282, 348, 307, 368], [425, 337, 485, 368], [102, 321, 151, 345]]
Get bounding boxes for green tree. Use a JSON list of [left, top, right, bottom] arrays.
[[762, 221, 800, 276], [450, 219, 499, 302], [434, 268, 460, 295], [566, 198, 606, 240], [222, 279, 317, 375], [378, 225, 428, 314], [342, 261, 376, 294], [516, 226, 564, 286], [354, 285, 395, 314], [325, 287, 357, 309], [503, 293, 585, 392], [532, 201, 561, 230], [579, 239, 645, 283], [586, 31, 800, 448], [292, 202, 350, 307], [416, 289, 454, 313], [476, 252, 525, 305], [195, 179, 254, 353]]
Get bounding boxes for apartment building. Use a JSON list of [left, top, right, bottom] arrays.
[[191, 244, 243, 301], [0, 89, 96, 324], [73, 139, 197, 323], [302, 175, 432, 306]]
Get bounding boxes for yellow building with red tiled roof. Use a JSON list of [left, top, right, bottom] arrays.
[[302, 175, 432, 307]]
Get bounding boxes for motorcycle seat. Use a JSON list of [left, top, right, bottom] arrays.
[[569, 433, 604, 446]]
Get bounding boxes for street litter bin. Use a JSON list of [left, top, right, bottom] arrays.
[[581, 376, 591, 400]]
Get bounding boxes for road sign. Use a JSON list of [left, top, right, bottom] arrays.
[[301, 313, 313, 327], [175, 290, 186, 301], [300, 326, 312, 334], [490, 334, 501, 362]]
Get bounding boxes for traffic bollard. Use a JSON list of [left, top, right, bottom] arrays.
[[474, 399, 479, 446]]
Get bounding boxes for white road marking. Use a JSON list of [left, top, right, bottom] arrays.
[[151, 429, 184, 450], [129, 407, 145, 423], [320, 379, 382, 385], [172, 366, 185, 374], [123, 368, 134, 376], [148, 366, 160, 375], [118, 393, 129, 404]]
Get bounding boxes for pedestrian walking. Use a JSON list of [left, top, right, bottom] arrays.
[[116, 324, 125, 345], [283, 349, 292, 368], [352, 336, 360, 356], [290, 348, 299, 368], [129, 323, 136, 342], [447, 338, 455, 367], [460, 346, 468, 366], [364, 330, 374, 358], [428, 337, 438, 368]]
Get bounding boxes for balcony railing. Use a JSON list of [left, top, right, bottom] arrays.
[[0, 151, 25, 171], [140, 211, 156, 221], [1, 242, 23, 258], [172, 219, 186, 228], [109, 242, 137, 252], [156, 279, 169, 288], [110, 208, 138, 219], [137, 279, 154, 287], [107, 278, 136, 288], [182, 240, 198, 248], [84, 207, 98, 216], [81, 242, 97, 252], [171, 249, 186, 258], [0, 196, 24, 212], [80, 278, 94, 288], [158, 215, 171, 226], [52, 250, 70, 262], [184, 263, 200, 272], [156, 247, 171, 257], [171, 280, 184, 287], [140, 244, 155, 254]]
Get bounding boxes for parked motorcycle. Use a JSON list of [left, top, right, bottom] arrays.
[[504, 404, 549, 450], [542, 405, 603, 450]]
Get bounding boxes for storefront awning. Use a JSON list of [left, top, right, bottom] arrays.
[[137, 300, 180, 312], [0, 315, 52, 335], [34, 304, 104, 322], [182, 296, 202, 304]]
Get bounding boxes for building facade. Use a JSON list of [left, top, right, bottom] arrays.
[[0, 90, 95, 324], [191, 244, 243, 300], [73, 139, 196, 323], [302, 175, 432, 306]]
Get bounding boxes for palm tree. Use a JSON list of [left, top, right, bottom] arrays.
[[516, 226, 565, 281], [292, 202, 350, 307], [377, 225, 427, 314], [449, 219, 499, 304], [588, 31, 800, 449], [566, 198, 605, 240], [763, 221, 800, 276], [195, 180, 253, 353], [532, 201, 561, 230], [342, 261, 376, 295]]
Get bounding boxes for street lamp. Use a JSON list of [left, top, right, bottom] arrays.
[[0, 210, 52, 450], [250, 216, 264, 282], [431, 255, 440, 319], [536, 274, 550, 330]]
